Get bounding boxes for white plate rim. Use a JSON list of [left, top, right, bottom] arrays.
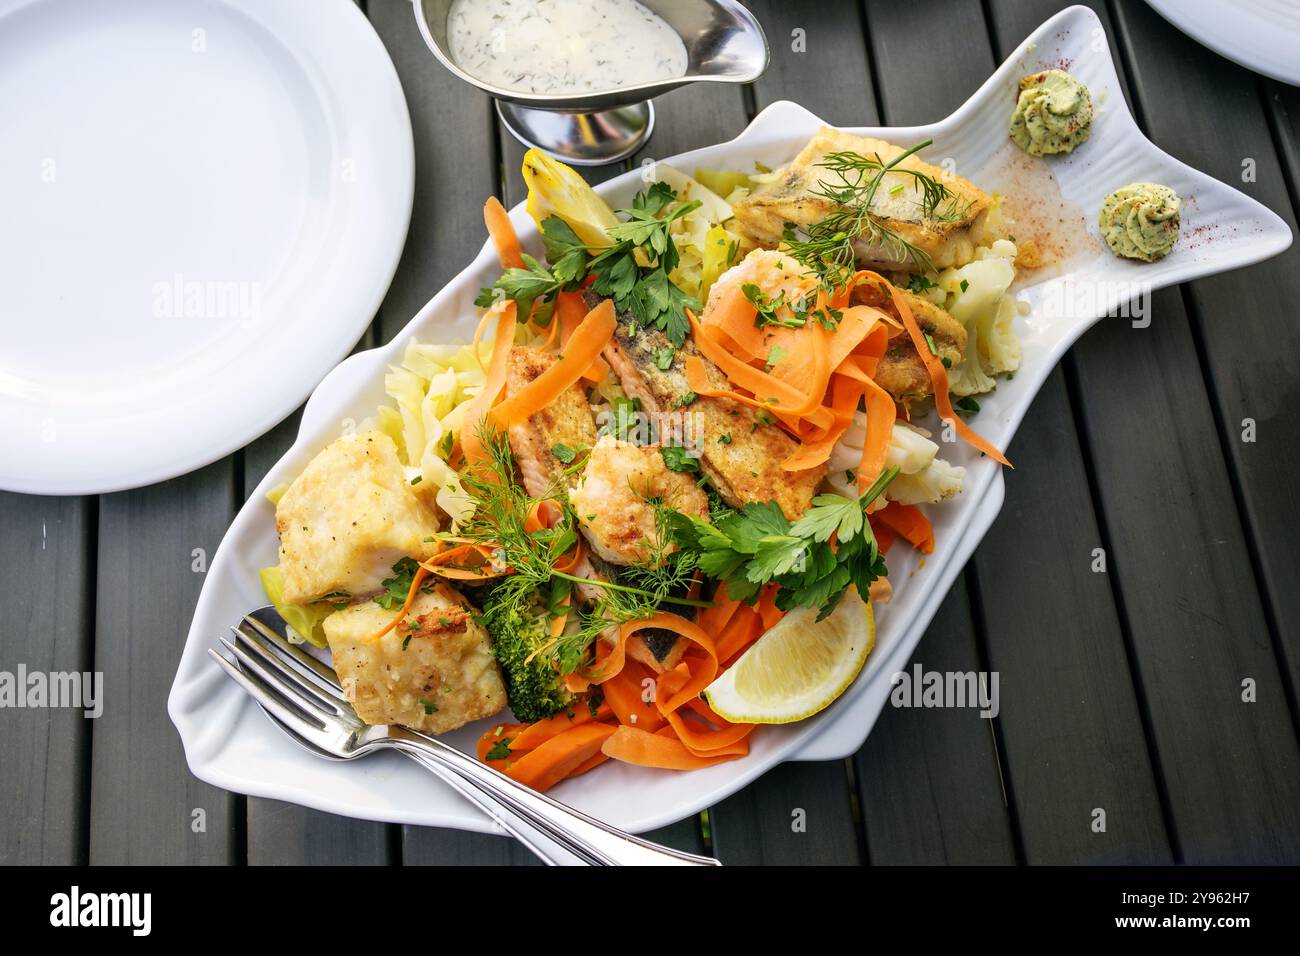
[[0, 0, 415, 495], [1144, 0, 1300, 87]]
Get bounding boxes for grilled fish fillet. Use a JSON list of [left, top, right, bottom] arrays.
[[853, 282, 966, 404], [570, 435, 709, 566], [733, 126, 1001, 272], [504, 346, 597, 499], [504, 347, 688, 670], [590, 296, 824, 521]]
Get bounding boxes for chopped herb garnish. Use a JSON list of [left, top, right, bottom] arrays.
[[661, 444, 700, 473], [374, 557, 425, 610]]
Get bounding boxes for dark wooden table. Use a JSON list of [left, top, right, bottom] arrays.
[[4, 0, 1299, 866]]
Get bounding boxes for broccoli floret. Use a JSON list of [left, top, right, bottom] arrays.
[[482, 584, 575, 723]]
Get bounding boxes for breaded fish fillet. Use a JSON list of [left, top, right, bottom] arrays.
[[733, 127, 1001, 272], [324, 583, 506, 734], [275, 431, 440, 605], [592, 298, 824, 521], [504, 346, 597, 499]]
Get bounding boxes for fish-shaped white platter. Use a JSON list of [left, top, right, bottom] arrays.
[[169, 5, 1290, 834]]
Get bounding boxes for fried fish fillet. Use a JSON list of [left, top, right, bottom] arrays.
[[852, 281, 966, 404], [504, 347, 689, 670], [504, 346, 597, 499], [570, 435, 710, 567], [733, 127, 1001, 272], [591, 297, 824, 521], [275, 431, 440, 605]]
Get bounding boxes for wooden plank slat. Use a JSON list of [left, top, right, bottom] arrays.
[[369, 0, 498, 345], [748, 0, 877, 125], [971, 372, 1170, 863], [863, 0, 995, 125], [1070, 283, 1300, 863], [0, 493, 93, 864], [864, 0, 1171, 864], [988, 0, 1300, 864], [90, 464, 239, 864], [710, 761, 862, 865], [1109, 0, 1300, 738], [855, 581, 1018, 865], [1268, 81, 1300, 213]]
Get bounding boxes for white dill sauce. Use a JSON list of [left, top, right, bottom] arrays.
[[447, 0, 688, 95]]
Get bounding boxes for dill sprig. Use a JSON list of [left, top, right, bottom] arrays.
[[457, 421, 705, 673], [571, 492, 701, 651], [780, 140, 968, 287]]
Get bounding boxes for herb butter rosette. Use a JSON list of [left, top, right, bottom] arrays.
[[1099, 182, 1181, 262], [1010, 69, 1092, 157]]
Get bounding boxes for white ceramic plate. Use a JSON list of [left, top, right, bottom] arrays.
[[1145, 0, 1300, 86], [169, 5, 1291, 834], [0, 0, 413, 494]]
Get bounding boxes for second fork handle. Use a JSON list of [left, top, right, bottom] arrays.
[[387, 727, 720, 866]]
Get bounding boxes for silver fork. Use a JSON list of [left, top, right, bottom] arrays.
[[209, 606, 720, 866]]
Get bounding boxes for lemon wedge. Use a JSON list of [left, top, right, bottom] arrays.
[[705, 589, 874, 724], [521, 148, 621, 248]]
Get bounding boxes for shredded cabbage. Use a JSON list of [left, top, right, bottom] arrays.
[[383, 337, 490, 530], [652, 165, 747, 304], [828, 418, 965, 506], [258, 565, 332, 647], [938, 239, 1023, 397]]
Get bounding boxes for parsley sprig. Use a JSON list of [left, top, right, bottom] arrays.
[[475, 182, 703, 347], [667, 467, 899, 618], [454, 421, 706, 672]]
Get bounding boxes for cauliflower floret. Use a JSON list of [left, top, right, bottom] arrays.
[[827, 419, 965, 506], [940, 239, 1023, 396]]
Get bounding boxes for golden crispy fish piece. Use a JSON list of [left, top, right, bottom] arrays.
[[324, 583, 506, 735], [733, 127, 1002, 272]]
